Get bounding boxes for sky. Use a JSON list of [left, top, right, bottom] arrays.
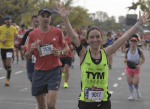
[[62, 0, 141, 22]]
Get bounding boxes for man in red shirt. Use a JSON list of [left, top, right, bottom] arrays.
[[116, 30, 121, 38], [60, 25, 72, 88], [15, 24, 26, 65], [77, 26, 83, 39], [24, 8, 69, 109]]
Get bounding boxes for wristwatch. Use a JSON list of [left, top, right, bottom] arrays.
[[60, 50, 64, 55]]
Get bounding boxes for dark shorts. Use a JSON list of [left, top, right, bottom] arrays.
[[14, 46, 21, 50], [1, 48, 13, 60], [14, 46, 18, 48], [32, 66, 62, 96], [60, 57, 72, 67], [78, 99, 111, 109], [26, 59, 35, 81]]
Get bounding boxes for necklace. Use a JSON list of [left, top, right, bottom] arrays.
[[38, 26, 50, 45]]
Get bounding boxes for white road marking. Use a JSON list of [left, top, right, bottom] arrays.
[[14, 71, 23, 74], [113, 84, 118, 87], [109, 91, 113, 94], [118, 77, 122, 80], [0, 101, 36, 105], [0, 68, 2, 69], [20, 88, 28, 91], [0, 77, 5, 79], [122, 73, 125, 75]]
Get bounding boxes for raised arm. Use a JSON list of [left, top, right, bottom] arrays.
[[55, 2, 80, 47], [55, 2, 87, 60], [105, 10, 150, 57]]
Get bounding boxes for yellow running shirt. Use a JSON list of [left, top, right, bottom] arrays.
[[0, 25, 18, 49]]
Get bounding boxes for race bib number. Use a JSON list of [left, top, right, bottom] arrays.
[[38, 44, 53, 57], [14, 40, 18, 44], [32, 55, 36, 63], [84, 85, 104, 102], [19, 35, 24, 38], [6, 52, 12, 58]]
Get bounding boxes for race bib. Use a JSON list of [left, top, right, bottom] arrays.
[[38, 44, 53, 57], [19, 35, 24, 38], [84, 85, 104, 102], [32, 55, 36, 63], [14, 40, 18, 44], [6, 52, 12, 58]]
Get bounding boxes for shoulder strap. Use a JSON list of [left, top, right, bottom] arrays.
[[126, 47, 130, 54], [137, 48, 141, 56], [100, 49, 108, 65]]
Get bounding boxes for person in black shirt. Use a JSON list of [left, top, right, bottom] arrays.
[[18, 14, 39, 109]]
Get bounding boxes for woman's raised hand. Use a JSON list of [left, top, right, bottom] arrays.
[[55, 2, 70, 19], [138, 9, 150, 25]]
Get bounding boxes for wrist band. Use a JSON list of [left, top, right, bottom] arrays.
[[135, 23, 142, 30]]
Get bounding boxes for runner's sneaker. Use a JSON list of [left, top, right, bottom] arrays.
[[62, 73, 65, 79], [109, 64, 112, 69], [128, 95, 134, 100], [71, 65, 74, 69], [35, 104, 38, 109], [121, 53, 125, 56], [5, 80, 10, 86], [22, 63, 25, 67], [12, 57, 15, 63], [64, 82, 69, 88], [136, 91, 141, 98]]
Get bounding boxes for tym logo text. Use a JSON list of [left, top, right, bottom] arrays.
[[86, 72, 105, 79]]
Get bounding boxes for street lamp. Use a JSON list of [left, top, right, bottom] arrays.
[[43, 0, 45, 8]]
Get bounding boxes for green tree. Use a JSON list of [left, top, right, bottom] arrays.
[[0, 0, 42, 25], [130, 0, 150, 29]]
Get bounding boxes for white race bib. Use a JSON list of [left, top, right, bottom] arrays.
[[32, 55, 36, 63], [14, 40, 18, 44], [19, 35, 24, 38], [38, 44, 53, 57], [6, 52, 12, 58], [84, 86, 104, 102]]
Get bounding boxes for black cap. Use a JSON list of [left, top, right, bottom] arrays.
[[107, 32, 111, 35], [21, 24, 26, 27], [38, 8, 51, 16]]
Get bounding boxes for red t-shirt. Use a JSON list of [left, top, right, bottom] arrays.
[[77, 30, 83, 35], [142, 33, 148, 40], [24, 26, 67, 71], [18, 29, 26, 44], [14, 34, 19, 46], [61, 36, 72, 57], [116, 32, 121, 38]]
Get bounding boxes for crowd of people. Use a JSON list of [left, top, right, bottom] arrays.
[[0, 2, 150, 109]]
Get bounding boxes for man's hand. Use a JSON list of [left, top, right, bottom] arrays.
[[14, 34, 19, 39], [30, 41, 39, 53], [52, 47, 61, 56], [0, 38, 7, 45], [21, 45, 24, 50]]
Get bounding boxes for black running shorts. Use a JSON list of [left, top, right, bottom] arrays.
[[1, 48, 13, 60], [60, 57, 72, 67]]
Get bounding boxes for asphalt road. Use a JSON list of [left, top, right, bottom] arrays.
[[0, 48, 150, 109]]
